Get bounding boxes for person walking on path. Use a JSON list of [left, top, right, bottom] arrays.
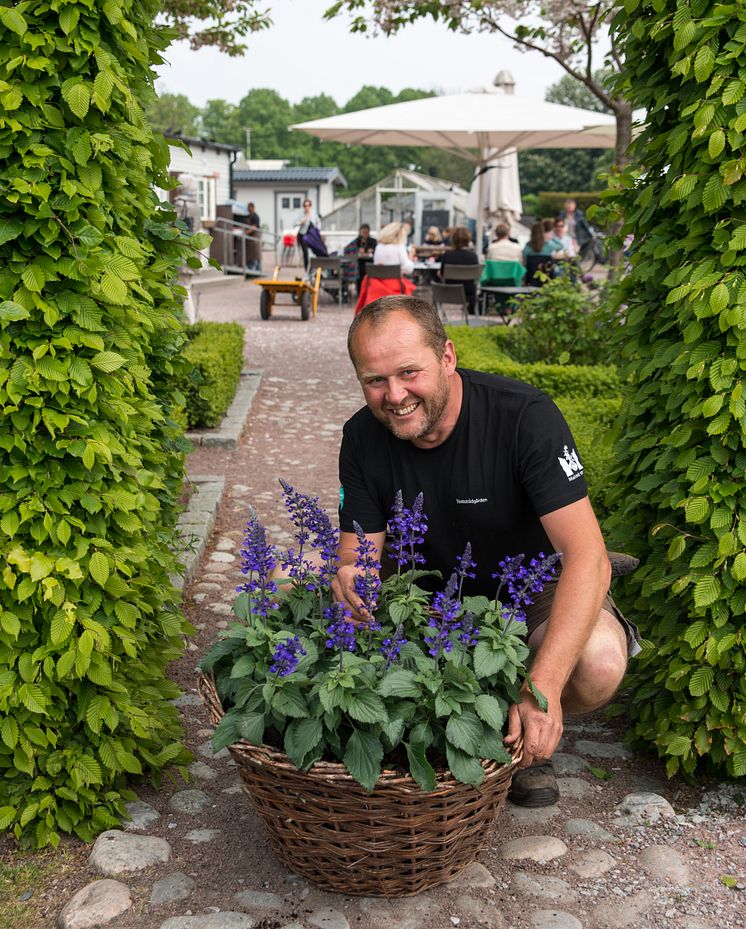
[[331, 295, 639, 808]]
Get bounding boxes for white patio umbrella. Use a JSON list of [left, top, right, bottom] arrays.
[[292, 81, 616, 249]]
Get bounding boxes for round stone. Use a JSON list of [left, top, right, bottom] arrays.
[[198, 740, 230, 760], [638, 845, 690, 885], [189, 762, 217, 782], [210, 551, 236, 563], [195, 583, 223, 592], [506, 802, 560, 825], [159, 915, 256, 928], [591, 890, 653, 928], [210, 603, 234, 615], [568, 849, 617, 878], [450, 894, 508, 928], [234, 890, 284, 908], [446, 862, 496, 889], [168, 789, 212, 815], [123, 800, 160, 831], [496, 835, 568, 862], [573, 739, 633, 760], [552, 752, 588, 776], [58, 879, 131, 928], [564, 819, 619, 842], [173, 694, 203, 709], [150, 873, 196, 906], [557, 777, 595, 799], [512, 871, 578, 903], [185, 829, 221, 843], [216, 538, 237, 551], [308, 909, 350, 929], [529, 910, 583, 929], [89, 831, 171, 875], [614, 792, 675, 824]]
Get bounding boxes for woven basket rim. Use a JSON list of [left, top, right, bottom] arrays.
[[198, 672, 522, 792]]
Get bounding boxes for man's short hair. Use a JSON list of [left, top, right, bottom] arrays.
[[348, 296, 447, 366], [360, 223, 370, 232], [494, 223, 510, 240]]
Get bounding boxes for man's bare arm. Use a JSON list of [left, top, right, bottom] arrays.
[[331, 529, 386, 622], [505, 497, 610, 766]]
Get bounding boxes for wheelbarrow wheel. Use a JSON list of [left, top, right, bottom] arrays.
[[300, 291, 311, 320], [260, 289, 272, 320]]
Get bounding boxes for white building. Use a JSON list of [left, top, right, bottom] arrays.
[[165, 135, 243, 222], [232, 160, 347, 236]]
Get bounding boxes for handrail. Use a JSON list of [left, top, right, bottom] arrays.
[[208, 218, 280, 277]]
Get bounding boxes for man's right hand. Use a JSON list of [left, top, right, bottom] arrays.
[[331, 563, 373, 624]]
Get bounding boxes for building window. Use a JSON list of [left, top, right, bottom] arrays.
[[282, 197, 290, 208], [197, 176, 217, 221], [293, 197, 301, 209]]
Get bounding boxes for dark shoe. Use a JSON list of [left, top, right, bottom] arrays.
[[508, 761, 559, 808], [608, 551, 640, 578]]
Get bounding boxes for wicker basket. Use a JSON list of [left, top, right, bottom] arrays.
[[198, 673, 521, 897]]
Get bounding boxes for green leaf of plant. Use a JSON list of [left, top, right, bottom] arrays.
[[272, 685, 309, 719], [473, 640, 503, 678], [526, 676, 549, 712], [1, 716, 19, 750], [479, 726, 512, 763], [59, 6, 80, 34], [238, 711, 265, 745], [88, 552, 110, 587], [377, 668, 421, 698], [342, 689, 388, 724], [689, 666, 714, 697], [445, 743, 484, 787], [343, 730, 383, 791], [588, 765, 612, 780], [0, 6, 27, 34], [404, 741, 437, 791], [474, 693, 505, 731], [284, 717, 322, 768], [445, 711, 483, 754], [62, 82, 90, 119], [1, 512, 19, 538], [22, 265, 46, 293], [0, 218, 22, 246], [90, 351, 125, 373]]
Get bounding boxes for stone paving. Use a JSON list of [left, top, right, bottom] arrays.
[[55, 278, 745, 929]]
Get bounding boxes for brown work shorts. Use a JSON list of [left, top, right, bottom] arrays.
[[523, 578, 641, 657]]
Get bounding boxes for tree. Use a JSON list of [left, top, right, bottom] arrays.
[[599, 0, 746, 778], [0, 0, 196, 845], [146, 92, 202, 136], [545, 70, 613, 114], [201, 99, 243, 146], [159, 0, 271, 56], [325, 1, 633, 168]]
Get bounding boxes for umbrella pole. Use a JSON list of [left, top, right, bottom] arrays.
[[476, 157, 486, 262]]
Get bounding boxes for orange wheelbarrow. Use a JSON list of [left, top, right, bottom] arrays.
[[254, 267, 322, 321]]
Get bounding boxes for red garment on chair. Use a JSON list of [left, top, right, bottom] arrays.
[[354, 275, 416, 314]]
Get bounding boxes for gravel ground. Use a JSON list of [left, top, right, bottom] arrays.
[[3, 273, 744, 929]]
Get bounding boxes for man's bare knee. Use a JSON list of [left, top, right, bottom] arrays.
[[563, 610, 627, 714]]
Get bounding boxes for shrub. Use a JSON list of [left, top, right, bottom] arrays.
[[510, 277, 618, 367], [180, 322, 245, 428], [447, 326, 621, 398], [0, 0, 195, 846], [599, 0, 746, 777], [556, 398, 621, 527]]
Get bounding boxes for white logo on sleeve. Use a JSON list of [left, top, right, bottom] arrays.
[[558, 445, 584, 481]]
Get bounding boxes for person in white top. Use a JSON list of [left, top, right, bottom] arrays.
[[294, 198, 321, 269], [552, 217, 577, 258], [372, 222, 416, 276], [485, 223, 524, 263]]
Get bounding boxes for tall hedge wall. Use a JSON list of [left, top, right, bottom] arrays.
[[602, 0, 746, 778], [0, 0, 195, 846]]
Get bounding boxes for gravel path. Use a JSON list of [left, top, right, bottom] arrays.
[[47, 277, 746, 928]]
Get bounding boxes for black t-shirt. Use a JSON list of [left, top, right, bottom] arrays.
[[338, 368, 588, 596]]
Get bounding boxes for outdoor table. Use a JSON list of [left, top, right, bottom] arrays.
[[411, 261, 441, 287]]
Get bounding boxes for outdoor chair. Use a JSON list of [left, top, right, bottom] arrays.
[[431, 283, 470, 326], [308, 256, 347, 305], [440, 263, 482, 317], [366, 264, 403, 279], [524, 255, 555, 287]]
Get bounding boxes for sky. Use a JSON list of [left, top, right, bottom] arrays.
[[155, 0, 583, 108]]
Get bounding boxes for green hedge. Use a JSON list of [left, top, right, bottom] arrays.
[[447, 326, 620, 398], [557, 397, 621, 526], [180, 322, 245, 428]]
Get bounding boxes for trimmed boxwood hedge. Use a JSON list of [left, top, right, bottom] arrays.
[[446, 325, 621, 398], [180, 322, 245, 428]]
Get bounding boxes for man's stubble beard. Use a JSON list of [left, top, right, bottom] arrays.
[[375, 371, 450, 441]]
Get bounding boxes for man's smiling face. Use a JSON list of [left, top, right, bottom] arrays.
[[351, 311, 459, 446]]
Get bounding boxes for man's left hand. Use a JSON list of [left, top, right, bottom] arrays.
[[504, 685, 563, 769]]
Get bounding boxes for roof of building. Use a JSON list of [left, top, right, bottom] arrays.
[[233, 166, 347, 186], [166, 134, 243, 154]]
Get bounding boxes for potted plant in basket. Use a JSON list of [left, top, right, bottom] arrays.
[[199, 479, 558, 896]]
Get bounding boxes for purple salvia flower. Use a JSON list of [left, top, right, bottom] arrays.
[[279, 479, 336, 586], [380, 624, 407, 670], [324, 602, 356, 653], [424, 571, 462, 658], [454, 541, 477, 599], [458, 610, 479, 649], [237, 511, 278, 621], [352, 520, 381, 616], [388, 490, 428, 571], [270, 635, 307, 677], [492, 551, 561, 624]]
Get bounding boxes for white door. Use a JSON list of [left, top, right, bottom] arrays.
[[276, 191, 307, 235]]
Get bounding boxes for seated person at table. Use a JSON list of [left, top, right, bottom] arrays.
[[347, 223, 378, 290], [551, 217, 576, 258], [486, 223, 524, 263], [442, 226, 453, 246], [423, 225, 443, 245], [440, 225, 479, 314], [373, 222, 416, 276], [524, 221, 563, 261]]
